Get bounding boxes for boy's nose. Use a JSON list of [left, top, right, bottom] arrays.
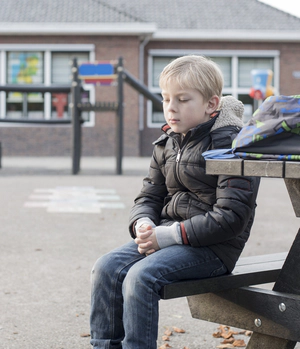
[[167, 100, 177, 112]]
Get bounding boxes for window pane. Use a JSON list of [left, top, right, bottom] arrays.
[[52, 52, 89, 84], [238, 58, 274, 87], [28, 93, 44, 119], [152, 57, 175, 87], [152, 93, 164, 124], [210, 57, 231, 87], [238, 94, 255, 124], [6, 92, 44, 119], [6, 92, 22, 118], [7, 52, 44, 84]]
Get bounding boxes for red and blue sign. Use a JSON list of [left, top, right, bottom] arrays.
[[79, 61, 117, 85]]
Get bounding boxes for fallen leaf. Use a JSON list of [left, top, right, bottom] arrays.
[[183, 347, 190, 349], [219, 325, 230, 332], [216, 325, 238, 339], [233, 339, 246, 347], [80, 333, 90, 337], [162, 335, 170, 341], [216, 344, 234, 348], [164, 329, 173, 336], [213, 330, 222, 338], [245, 331, 252, 336], [159, 344, 172, 349], [173, 326, 185, 333], [222, 338, 235, 344]]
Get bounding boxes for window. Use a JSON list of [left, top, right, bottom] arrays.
[[51, 52, 89, 84], [6, 51, 44, 119], [238, 57, 274, 87], [0, 44, 95, 125], [51, 52, 89, 120], [148, 50, 279, 127]]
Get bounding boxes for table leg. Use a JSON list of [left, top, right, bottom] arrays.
[[246, 332, 296, 349], [284, 178, 300, 217], [246, 228, 300, 348]]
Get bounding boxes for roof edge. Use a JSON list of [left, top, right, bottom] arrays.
[[153, 29, 300, 42], [0, 22, 157, 36]]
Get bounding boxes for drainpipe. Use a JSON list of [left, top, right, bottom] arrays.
[[138, 35, 151, 132]]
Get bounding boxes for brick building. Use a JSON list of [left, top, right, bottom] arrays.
[[0, 0, 300, 157]]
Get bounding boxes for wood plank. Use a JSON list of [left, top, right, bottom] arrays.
[[160, 253, 286, 299], [285, 162, 300, 179], [188, 287, 300, 343], [244, 160, 284, 177], [205, 159, 243, 176], [205, 159, 300, 179]]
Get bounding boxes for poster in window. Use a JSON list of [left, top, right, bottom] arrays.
[[7, 52, 43, 84]]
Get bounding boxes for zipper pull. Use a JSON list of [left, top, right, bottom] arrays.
[[176, 149, 181, 162]]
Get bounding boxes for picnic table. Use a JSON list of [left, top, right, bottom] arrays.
[[161, 159, 300, 349]]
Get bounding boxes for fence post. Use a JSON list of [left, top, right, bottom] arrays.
[[71, 58, 82, 175], [116, 57, 124, 175]]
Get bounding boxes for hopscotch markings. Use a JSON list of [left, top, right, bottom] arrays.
[[24, 186, 125, 213]]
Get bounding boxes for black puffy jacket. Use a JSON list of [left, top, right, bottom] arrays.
[[129, 108, 260, 272]]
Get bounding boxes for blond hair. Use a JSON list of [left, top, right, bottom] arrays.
[[159, 55, 223, 101]]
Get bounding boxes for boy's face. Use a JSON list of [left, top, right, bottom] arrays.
[[161, 80, 217, 136]]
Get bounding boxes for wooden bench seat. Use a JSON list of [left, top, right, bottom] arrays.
[[160, 252, 287, 299]]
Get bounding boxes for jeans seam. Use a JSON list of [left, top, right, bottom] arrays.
[[109, 254, 145, 347]]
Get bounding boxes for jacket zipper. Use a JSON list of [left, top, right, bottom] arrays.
[[174, 140, 186, 187], [176, 149, 181, 162]]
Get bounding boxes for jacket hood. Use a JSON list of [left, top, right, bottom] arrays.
[[211, 95, 244, 131]]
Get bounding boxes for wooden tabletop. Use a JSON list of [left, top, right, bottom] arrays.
[[206, 159, 300, 179]]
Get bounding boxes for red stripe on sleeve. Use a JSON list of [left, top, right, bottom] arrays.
[[180, 222, 189, 245]]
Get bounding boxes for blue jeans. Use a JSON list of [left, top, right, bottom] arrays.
[[90, 240, 227, 349]]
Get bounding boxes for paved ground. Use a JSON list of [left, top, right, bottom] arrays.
[[0, 156, 299, 349]]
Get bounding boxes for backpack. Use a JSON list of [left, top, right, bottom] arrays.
[[203, 95, 300, 161]]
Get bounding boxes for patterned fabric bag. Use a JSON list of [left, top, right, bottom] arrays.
[[203, 95, 300, 161]]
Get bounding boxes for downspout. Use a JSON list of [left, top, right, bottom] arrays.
[[138, 35, 151, 132]]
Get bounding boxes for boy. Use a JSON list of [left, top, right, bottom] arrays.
[[90, 55, 260, 349]]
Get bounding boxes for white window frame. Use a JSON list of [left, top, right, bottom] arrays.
[[147, 49, 280, 128], [0, 44, 95, 127]]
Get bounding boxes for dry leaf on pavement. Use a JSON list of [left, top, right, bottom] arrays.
[[164, 329, 173, 336], [173, 326, 186, 333], [233, 339, 246, 347], [159, 344, 172, 349], [221, 338, 235, 344]]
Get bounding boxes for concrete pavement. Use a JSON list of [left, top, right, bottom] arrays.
[[0, 156, 299, 349]]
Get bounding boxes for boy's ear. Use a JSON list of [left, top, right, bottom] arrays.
[[206, 95, 220, 114]]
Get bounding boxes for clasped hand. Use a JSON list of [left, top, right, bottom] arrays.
[[134, 224, 159, 256]]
